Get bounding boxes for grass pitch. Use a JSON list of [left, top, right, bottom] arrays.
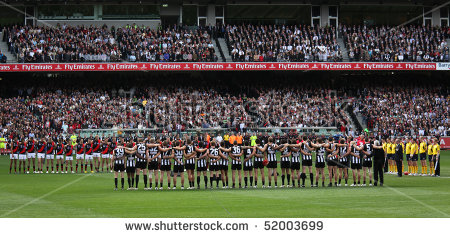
[[0, 152, 449, 218]]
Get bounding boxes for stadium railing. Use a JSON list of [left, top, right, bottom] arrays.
[[76, 127, 339, 138]]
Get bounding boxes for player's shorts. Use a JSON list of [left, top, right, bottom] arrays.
[[76, 154, 84, 160], [173, 165, 184, 173], [10, 154, 18, 160], [411, 154, 418, 161], [113, 164, 125, 172], [46, 154, 54, 160], [148, 161, 158, 170], [231, 164, 242, 170], [405, 154, 410, 161], [351, 162, 362, 170], [267, 161, 277, 169], [315, 162, 325, 169], [197, 166, 207, 172], [290, 162, 301, 170], [101, 153, 110, 159], [126, 166, 136, 173], [160, 164, 171, 171], [221, 164, 229, 171], [85, 154, 93, 161], [209, 164, 219, 171], [27, 153, 36, 159], [362, 161, 373, 168], [185, 163, 195, 170], [327, 157, 336, 166], [337, 159, 348, 168], [243, 165, 253, 171], [65, 155, 73, 161], [280, 161, 291, 169], [37, 153, 45, 159], [253, 161, 264, 169], [302, 159, 312, 167], [136, 161, 147, 169], [389, 154, 395, 160], [93, 153, 101, 158], [428, 154, 433, 162], [19, 154, 27, 160], [55, 155, 64, 160], [420, 153, 426, 161]]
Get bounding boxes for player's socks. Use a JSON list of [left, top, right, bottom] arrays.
[[301, 173, 306, 185], [121, 178, 124, 189], [281, 175, 285, 186], [204, 176, 208, 187], [132, 178, 134, 187], [226, 180, 229, 187], [210, 176, 213, 186], [244, 177, 248, 187], [315, 182, 318, 186], [114, 178, 118, 188], [287, 174, 290, 185], [345, 178, 348, 184], [309, 173, 313, 185], [143, 175, 147, 188], [369, 180, 372, 184], [232, 183, 235, 188], [135, 175, 140, 188], [33, 166, 35, 172], [322, 181, 325, 187], [268, 181, 271, 187], [127, 178, 131, 188], [85, 164, 87, 171], [197, 176, 200, 187], [239, 183, 242, 188], [250, 176, 253, 186], [75, 164, 78, 172], [274, 182, 277, 187], [215, 176, 219, 187]]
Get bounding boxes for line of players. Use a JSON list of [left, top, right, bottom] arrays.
[[109, 135, 380, 190], [7, 136, 115, 174]]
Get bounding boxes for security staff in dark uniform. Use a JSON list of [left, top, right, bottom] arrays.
[[395, 139, 403, 177], [372, 140, 385, 186]]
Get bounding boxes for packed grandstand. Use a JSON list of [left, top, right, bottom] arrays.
[[1, 23, 449, 63]]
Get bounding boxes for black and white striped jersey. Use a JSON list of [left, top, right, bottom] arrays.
[[351, 146, 361, 164], [161, 148, 172, 166], [126, 155, 136, 167], [291, 148, 301, 163], [281, 146, 290, 162], [267, 143, 277, 162], [243, 147, 254, 167], [220, 149, 229, 166], [185, 145, 195, 165], [231, 145, 242, 165], [339, 145, 348, 162], [114, 148, 125, 164], [254, 146, 264, 162], [363, 143, 373, 162], [148, 146, 159, 160], [197, 149, 207, 168], [302, 142, 312, 160], [316, 146, 326, 163], [209, 147, 220, 166], [173, 149, 184, 165], [327, 143, 336, 159], [136, 143, 147, 162]]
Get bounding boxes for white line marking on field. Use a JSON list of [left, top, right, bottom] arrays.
[[386, 186, 450, 217], [1, 174, 91, 217]]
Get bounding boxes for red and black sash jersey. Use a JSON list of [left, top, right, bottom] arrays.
[[92, 140, 101, 152], [76, 143, 84, 154], [46, 142, 55, 154], [12, 141, 19, 153], [27, 141, 35, 153], [37, 141, 46, 153], [101, 144, 109, 154], [19, 144, 26, 154], [85, 143, 93, 155], [65, 144, 73, 156], [109, 142, 117, 154], [56, 143, 64, 155]]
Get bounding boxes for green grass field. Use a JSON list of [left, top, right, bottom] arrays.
[[0, 152, 449, 218]]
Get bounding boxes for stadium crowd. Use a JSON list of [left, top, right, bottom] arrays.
[[341, 25, 450, 62], [225, 24, 343, 62], [2, 24, 218, 63]]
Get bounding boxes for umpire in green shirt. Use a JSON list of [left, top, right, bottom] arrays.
[[250, 134, 257, 146]]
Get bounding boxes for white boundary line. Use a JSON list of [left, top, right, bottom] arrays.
[[1, 174, 91, 217], [386, 186, 450, 217]]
